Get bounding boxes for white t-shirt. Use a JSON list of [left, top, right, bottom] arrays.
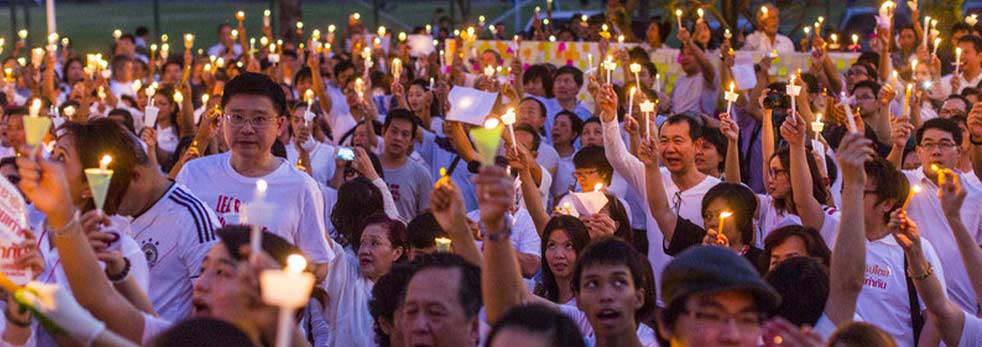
[[550, 154, 576, 202], [536, 143, 561, 178], [903, 169, 982, 312], [938, 71, 982, 99], [176, 152, 335, 265], [467, 208, 542, 256], [285, 139, 337, 187], [743, 31, 795, 53], [855, 235, 946, 347], [960, 314, 982, 347], [130, 183, 220, 322], [156, 126, 180, 153], [670, 71, 720, 115], [754, 194, 802, 247], [382, 159, 434, 222], [322, 242, 376, 347], [557, 304, 658, 347]]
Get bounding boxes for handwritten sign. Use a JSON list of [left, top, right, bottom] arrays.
[[0, 177, 29, 284]]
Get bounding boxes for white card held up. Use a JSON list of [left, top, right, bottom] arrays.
[[407, 34, 436, 57], [731, 55, 757, 90], [447, 87, 499, 126], [572, 190, 609, 215]]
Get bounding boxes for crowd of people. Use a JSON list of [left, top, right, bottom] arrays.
[[0, 1, 980, 346]]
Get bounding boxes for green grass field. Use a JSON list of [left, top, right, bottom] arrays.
[[0, 0, 580, 54]]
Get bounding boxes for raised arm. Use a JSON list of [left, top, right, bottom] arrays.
[[15, 154, 145, 343], [639, 137, 678, 242], [474, 166, 529, 325], [720, 113, 742, 183], [761, 94, 776, 192], [429, 178, 483, 269], [507, 144, 550, 235], [677, 27, 716, 86], [968, 102, 982, 181], [886, 116, 914, 168], [781, 113, 825, 230], [824, 133, 874, 325], [939, 172, 982, 308], [308, 54, 333, 116], [894, 209, 966, 347]]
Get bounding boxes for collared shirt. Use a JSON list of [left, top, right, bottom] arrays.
[[743, 31, 795, 53], [903, 168, 982, 313], [938, 71, 982, 98]]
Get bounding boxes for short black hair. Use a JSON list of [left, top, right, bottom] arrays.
[[332, 177, 386, 248], [554, 66, 584, 88], [764, 256, 829, 327], [952, 22, 974, 35], [217, 226, 301, 266], [958, 34, 982, 53], [945, 94, 971, 116], [406, 212, 447, 250], [107, 108, 136, 134], [916, 117, 963, 145], [700, 126, 727, 173], [864, 157, 909, 224], [762, 225, 831, 271], [572, 145, 613, 186], [294, 67, 313, 87], [522, 65, 553, 97], [370, 263, 417, 347], [135, 26, 149, 37], [222, 72, 288, 117], [383, 108, 419, 140], [514, 123, 541, 151], [554, 110, 584, 139], [409, 252, 483, 318], [851, 80, 881, 97], [61, 119, 149, 214], [485, 305, 587, 347], [572, 237, 647, 298], [150, 318, 253, 347], [856, 52, 880, 72], [701, 182, 757, 246], [662, 113, 703, 141], [333, 59, 356, 79]]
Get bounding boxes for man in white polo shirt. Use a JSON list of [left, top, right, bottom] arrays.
[[902, 118, 982, 314], [176, 73, 333, 281]]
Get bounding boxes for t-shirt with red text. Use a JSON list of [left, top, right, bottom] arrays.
[[176, 152, 334, 265]]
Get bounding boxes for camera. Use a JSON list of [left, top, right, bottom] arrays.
[[336, 147, 356, 161], [763, 90, 790, 110]]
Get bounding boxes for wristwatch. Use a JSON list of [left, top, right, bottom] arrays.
[[482, 214, 513, 242], [971, 135, 982, 145]]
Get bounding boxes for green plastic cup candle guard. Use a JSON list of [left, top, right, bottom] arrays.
[[84, 155, 114, 211], [469, 118, 504, 166]]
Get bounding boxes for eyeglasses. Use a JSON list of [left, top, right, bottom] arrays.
[[224, 113, 274, 129], [683, 309, 764, 330], [918, 142, 958, 151], [768, 168, 789, 177]]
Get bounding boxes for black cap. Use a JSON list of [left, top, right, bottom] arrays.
[[661, 246, 781, 312]]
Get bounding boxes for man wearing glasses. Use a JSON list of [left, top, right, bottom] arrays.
[[176, 72, 333, 282], [901, 118, 982, 314]]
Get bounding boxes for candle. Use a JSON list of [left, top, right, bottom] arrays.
[[392, 58, 402, 81], [429, 77, 435, 90], [930, 164, 946, 185], [697, 8, 705, 22], [629, 63, 642, 91], [933, 37, 942, 56], [640, 100, 655, 141], [245, 179, 269, 257], [17, 29, 27, 43], [24, 99, 51, 147], [435, 167, 451, 187], [236, 10, 245, 22], [787, 75, 801, 116], [602, 56, 616, 84], [512, 35, 520, 54], [439, 50, 446, 74], [718, 211, 733, 238], [587, 54, 594, 72], [956, 47, 963, 76], [184, 33, 194, 51], [724, 82, 739, 116], [617, 35, 625, 51], [675, 9, 684, 29], [501, 108, 518, 154], [354, 78, 365, 99], [903, 83, 913, 118], [901, 185, 922, 210], [841, 93, 858, 133], [627, 87, 636, 119], [263, 9, 272, 27], [398, 32, 407, 42], [811, 113, 824, 140], [112, 29, 121, 40], [173, 90, 184, 105], [655, 73, 662, 93], [435, 237, 452, 252], [470, 118, 505, 166], [803, 27, 811, 44], [483, 65, 495, 79], [600, 24, 610, 40], [816, 16, 824, 35], [260, 254, 315, 347], [84, 155, 114, 212], [851, 33, 860, 51], [303, 88, 315, 121], [923, 16, 931, 48]]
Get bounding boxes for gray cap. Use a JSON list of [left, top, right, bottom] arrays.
[[661, 246, 781, 311]]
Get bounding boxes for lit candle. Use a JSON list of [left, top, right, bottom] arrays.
[[816, 16, 824, 36], [398, 32, 407, 42], [956, 47, 963, 76], [354, 78, 365, 99], [173, 90, 184, 105], [930, 164, 946, 185], [435, 237, 452, 252], [851, 33, 859, 51], [787, 74, 801, 116], [629, 63, 642, 91], [184, 33, 194, 51], [470, 118, 505, 166], [245, 179, 269, 257], [627, 87, 636, 119], [640, 100, 655, 141], [697, 8, 705, 22], [84, 155, 114, 212], [112, 29, 121, 40], [718, 211, 733, 238], [435, 167, 451, 187], [260, 254, 315, 347], [811, 113, 824, 140], [923, 16, 931, 48], [501, 108, 518, 154], [587, 53, 594, 72], [263, 9, 272, 27], [602, 56, 616, 84], [903, 83, 913, 118], [483, 65, 495, 79], [933, 37, 942, 56], [24, 99, 51, 147], [392, 58, 402, 81], [724, 82, 739, 116], [236, 10, 245, 22], [675, 9, 684, 29], [901, 185, 922, 210], [617, 35, 625, 51], [840, 93, 858, 133]]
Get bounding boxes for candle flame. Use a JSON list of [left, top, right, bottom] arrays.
[[286, 254, 307, 273], [484, 118, 500, 129], [930, 164, 941, 172], [675, 9, 683, 17], [100, 155, 113, 170], [912, 185, 922, 194], [720, 211, 733, 219], [594, 183, 604, 192], [304, 89, 315, 102], [440, 167, 447, 177], [257, 179, 268, 194]]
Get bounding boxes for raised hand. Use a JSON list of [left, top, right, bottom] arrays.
[[889, 209, 919, 250], [15, 150, 73, 227], [719, 113, 740, 142], [835, 132, 875, 185], [890, 117, 914, 150], [430, 179, 466, 233], [582, 213, 617, 239], [595, 84, 618, 123], [939, 172, 966, 218], [779, 112, 807, 147], [352, 147, 380, 181], [761, 318, 825, 347], [702, 228, 729, 247], [474, 166, 515, 233], [637, 137, 660, 166]]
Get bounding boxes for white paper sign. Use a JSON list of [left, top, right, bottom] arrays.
[[408, 34, 436, 58], [0, 177, 30, 284], [447, 87, 499, 126], [732, 55, 758, 90], [571, 191, 609, 215]]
